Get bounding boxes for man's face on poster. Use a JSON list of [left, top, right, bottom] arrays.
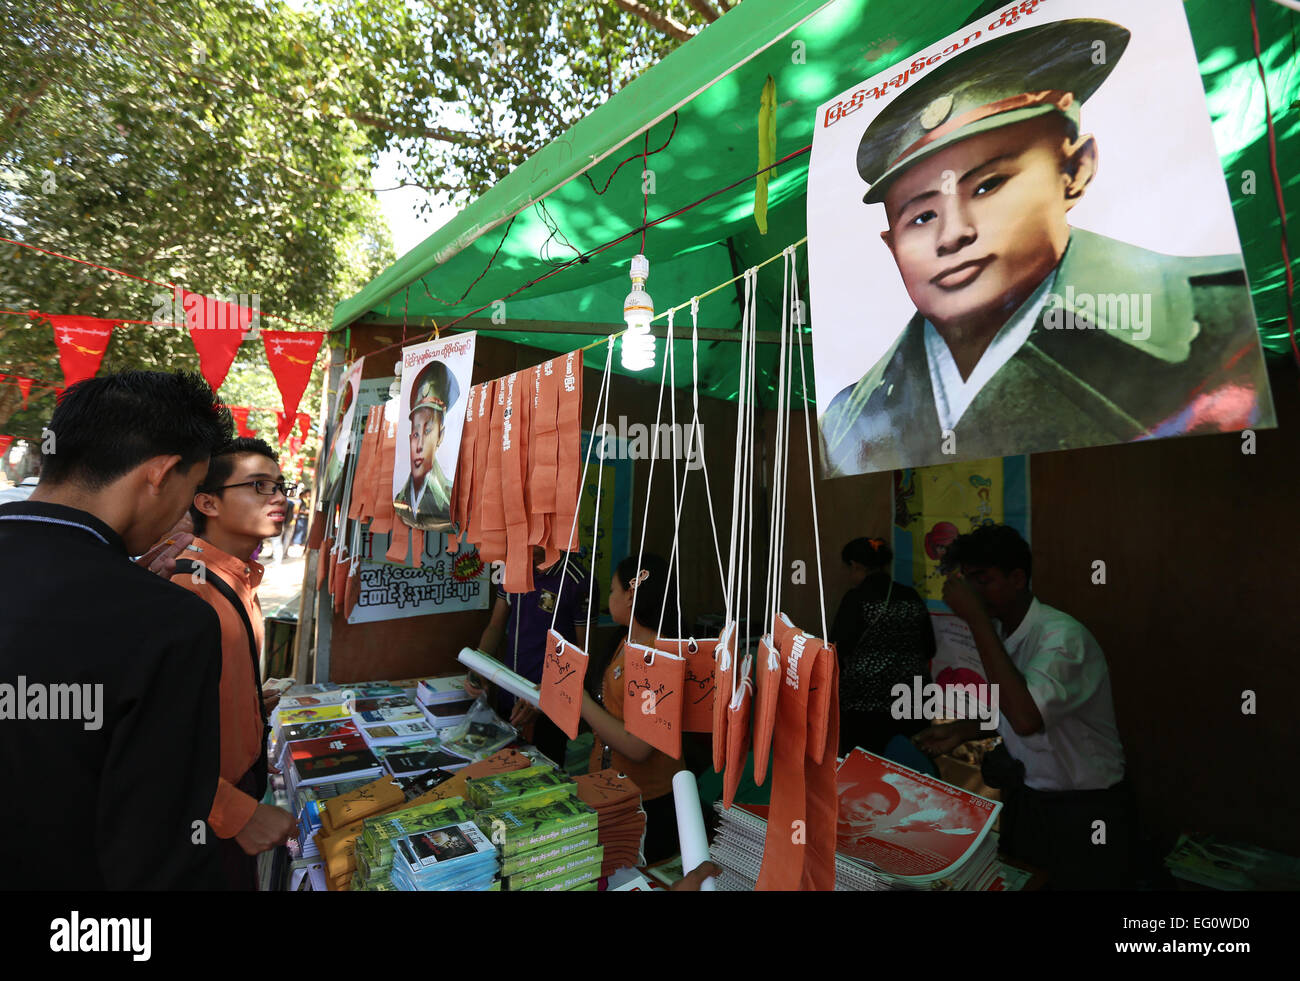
[[409, 406, 444, 488], [879, 115, 1095, 333]]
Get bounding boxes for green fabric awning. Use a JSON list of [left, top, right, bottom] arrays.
[[334, 0, 1298, 403]]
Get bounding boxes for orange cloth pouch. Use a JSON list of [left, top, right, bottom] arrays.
[[500, 370, 534, 594], [752, 634, 782, 786], [623, 641, 686, 760], [549, 350, 583, 558], [722, 654, 753, 809], [656, 637, 718, 734], [711, 621, 736, 773], [800, 642, 839, 891], [478, 379, 508, 563], [540, 628, 588, 740], [755, 627, 818, 891]]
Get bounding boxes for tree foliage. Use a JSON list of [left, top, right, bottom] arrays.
[[0, 0, 727, 440]]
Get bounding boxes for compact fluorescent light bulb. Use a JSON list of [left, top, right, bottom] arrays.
[[621, 254, 655, 372]]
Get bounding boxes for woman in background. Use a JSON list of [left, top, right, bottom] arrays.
[[580, 552, 685, 864], [832, 537, 935, 757]]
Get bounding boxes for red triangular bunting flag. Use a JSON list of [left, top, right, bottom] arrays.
[[41, 314, 119, 388], [229, 406, 257, 438], [297, 412, 311, 442], [181, 288, 255, 392], [0, 435, 12, 457], [276, 411, 293, 444], [16, 377, 32, 409], [262, 330, 323, 424]]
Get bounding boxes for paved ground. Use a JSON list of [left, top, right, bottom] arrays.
[[259, 547, 307, 618]]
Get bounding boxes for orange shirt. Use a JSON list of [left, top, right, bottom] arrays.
[[171, 538, 266, 838], [590, 641, 685, 801]]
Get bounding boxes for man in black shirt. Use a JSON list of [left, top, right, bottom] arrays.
[[0, 371, 233, 889]]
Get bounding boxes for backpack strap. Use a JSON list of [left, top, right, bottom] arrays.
[[176, 558, 270, 800]]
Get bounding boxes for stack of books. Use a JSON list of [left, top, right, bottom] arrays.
[[283, 728, 385, 801], [352, 796, 478, 891], [389, 820, 500, 891], [416, 674, 476, 729], [359, 718, 438, 747], [466, 763, 575, 810], [375, 738, 472, 778], [575, 768, 646, 877], [475, 790, 603, 891], [711, 749, 1004, 891], [1165, 832, 1300, 890]]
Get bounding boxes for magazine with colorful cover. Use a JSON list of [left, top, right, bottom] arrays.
[[349, 695, 418, 714], [516, 855, 602, 892], [279, 704, 352, 726], [360, 797, 477, 864], [836, 748, 1000, 884]]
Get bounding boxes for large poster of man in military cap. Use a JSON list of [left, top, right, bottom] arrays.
[[807, 0, 1275, 478], [393, 333, 477, 532]]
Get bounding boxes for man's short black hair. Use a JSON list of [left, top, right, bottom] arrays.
[[189, 437, 280, 536], [842, 536, 892, 569], [41, 370, 232, 489], [946, 524, 1032, 584]]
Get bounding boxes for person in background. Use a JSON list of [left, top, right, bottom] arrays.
[[832, 537, 935, 757], [912, 524, 1135, 889], [465, 546, 591, 767], [0, 370, 230, 889], [172, 436, 298, 889], [0, 450, 40, 504], [580, 553, 686, 864]]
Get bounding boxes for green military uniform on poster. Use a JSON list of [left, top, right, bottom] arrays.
[[393, 358, 458, 528], [817, 17, 1275, 476]]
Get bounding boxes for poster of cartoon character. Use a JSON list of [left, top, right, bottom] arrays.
[[393, 333, 477, 533], [808, 0, 1275, 477]]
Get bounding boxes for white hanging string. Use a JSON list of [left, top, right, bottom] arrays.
[[791, 250, 829, 640], [629, 315, 674, 641], [773, 246, 798, 620], [762, 248, 791, 639], [552, 337, 616, 635], [657, 311, 686, 642], [689, 296, 728, 598], [737, 267, 759, 697]]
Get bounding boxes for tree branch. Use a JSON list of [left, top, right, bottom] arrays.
[[614, 0, 695, 42], [684, 0, 720, 23]]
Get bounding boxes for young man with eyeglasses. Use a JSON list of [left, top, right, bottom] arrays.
[[171, 437, 298, 889]]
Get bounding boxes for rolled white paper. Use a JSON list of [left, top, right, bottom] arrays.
[[671, 769, 716, 892], [456, 647, 541, 707]]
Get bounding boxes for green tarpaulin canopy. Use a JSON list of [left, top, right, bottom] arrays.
[[333, 0, 1298, 403]]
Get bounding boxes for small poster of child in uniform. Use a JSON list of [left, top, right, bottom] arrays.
[[393, 333, 477, 532]]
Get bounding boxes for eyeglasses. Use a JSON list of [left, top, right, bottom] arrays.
[[219, 479, 298, 497]]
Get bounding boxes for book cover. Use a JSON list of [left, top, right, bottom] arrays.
[[836, 748, 1000, 884], [499, 829, 601, 877], [466, 764, 575, 810], [506, 845, 604, 890], [280, 719, 360, 743], [294, 749, 384, 786], [288, 733, 369, 761], [279, 704, 351, 725], [359, 706, 426, 724], [474, 794, 597, 857]]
